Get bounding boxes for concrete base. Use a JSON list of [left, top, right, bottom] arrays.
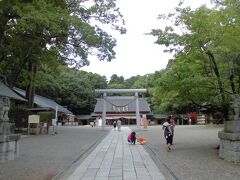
[[218, 120, 240, 163], [0, 122, 15, 134], [0, 134, 21, 163]]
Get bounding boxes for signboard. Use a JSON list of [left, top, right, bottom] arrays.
[[68, 115, 75, 122], [28, 115, 40, 124], [43, 123, 47, 127], [52, 118, 57, 126]]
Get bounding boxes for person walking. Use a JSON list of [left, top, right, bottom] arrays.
[[113, 120, 117, 130], [117, 119, 121, 131], [162, 118, 173, 152], [169, 115, 175, 145], [188, 118, 192, 125], [170, 115, 175, 126]]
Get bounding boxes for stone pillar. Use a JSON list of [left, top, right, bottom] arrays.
[[0, 134, 20, 162], [102, 92, 106, 130], [135, 92, 141, 127], [218, 94, 240, 163], [0, 96, 21, 163]]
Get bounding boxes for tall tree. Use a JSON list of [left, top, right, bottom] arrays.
[[0, 0, 125, 107], [35, 65, 108, 114], [108, 74, 126, 89], [149, 1, 240, 119]]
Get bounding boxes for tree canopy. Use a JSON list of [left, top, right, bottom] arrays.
[[0, 0, 125, 107], [35, 65, 107, 114], [2, 0, 240, 120], [149, 0, 240, 119]]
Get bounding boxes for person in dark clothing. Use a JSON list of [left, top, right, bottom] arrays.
[[113, 121, 116, 130], [162, 118, 173, 151]]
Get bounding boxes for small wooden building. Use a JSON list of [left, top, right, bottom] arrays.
[[13, 88, 73, 124]]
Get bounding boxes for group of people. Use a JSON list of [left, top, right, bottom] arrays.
[[162, 115, 175, 152], [112, 115, 175, 150], [113, 119, 122, 131], [112, 119, 147, 145], [112, 119, 138, 145]]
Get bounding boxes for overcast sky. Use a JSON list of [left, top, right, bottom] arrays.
[[81, 0, 212, 80]]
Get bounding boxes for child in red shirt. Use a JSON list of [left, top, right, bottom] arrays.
[[128, 131, 136, 144]]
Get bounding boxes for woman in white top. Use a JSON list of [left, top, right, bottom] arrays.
[[117, 119, 121, 131]]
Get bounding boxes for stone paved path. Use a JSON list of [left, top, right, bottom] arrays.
[[66, 127, 165, 180]]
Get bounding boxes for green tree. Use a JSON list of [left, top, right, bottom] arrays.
[[0, 0, 125, 107], [107, 74, 126, 89], [35, 65, 107, 114], [149, 1, 240, 119], [125, 75, 141, 88], [109, 74, 125, 84]]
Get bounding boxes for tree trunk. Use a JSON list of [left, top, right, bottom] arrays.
[[206, 51, 226, 101], [206, 50, 230, 120], [26, 62, 37, 108]]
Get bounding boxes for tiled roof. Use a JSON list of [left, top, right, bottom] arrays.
[[94, 96, 151, 113], [13, 88, 72, 114], [0, 81, 26, 101]]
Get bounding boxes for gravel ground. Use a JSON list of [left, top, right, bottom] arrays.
[[135, 125, 240, 180], [0, 126, 110, 180]]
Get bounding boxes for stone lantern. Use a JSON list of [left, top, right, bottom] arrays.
[[218, 94, 240, 163]]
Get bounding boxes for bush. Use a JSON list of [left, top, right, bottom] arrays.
[[37, 111, 54, 124]]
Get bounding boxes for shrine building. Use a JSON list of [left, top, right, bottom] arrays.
[[92, 89, 152, 126]]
